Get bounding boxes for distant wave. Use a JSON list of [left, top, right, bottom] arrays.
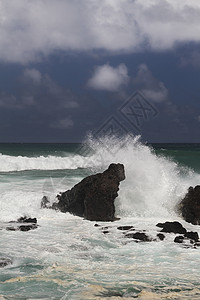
[[0, 153, 94, 172]]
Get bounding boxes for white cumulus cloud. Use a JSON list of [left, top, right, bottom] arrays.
[[88, 63, 129, 91], [0, 0, 200, 63]]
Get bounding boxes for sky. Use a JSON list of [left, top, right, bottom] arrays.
[[0, 0, 200, 143]]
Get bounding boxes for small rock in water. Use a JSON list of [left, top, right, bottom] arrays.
[[185, 231, 199, 242], [19, 224, 38, 231], [157, 233, 165, 241], [18, 216, 37, 224], [0, 258, 12, 268], [6, 216, 38, 231], [174, 236, 184, 243], [125, 232, 152, 242], [117, 226, 134, 231], [41, 196, 50, 209], [156, 221, 187, 234]]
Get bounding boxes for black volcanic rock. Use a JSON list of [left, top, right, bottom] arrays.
[[156, 221, 187, 234], [179, 186, 200, 225], [52, 163, 125, 221]]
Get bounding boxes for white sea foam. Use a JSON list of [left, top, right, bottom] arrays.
[[0, 153, 90, 172]]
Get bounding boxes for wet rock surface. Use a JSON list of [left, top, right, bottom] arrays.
[[179, 185, 200, 225], [52, 163, 125, 221]]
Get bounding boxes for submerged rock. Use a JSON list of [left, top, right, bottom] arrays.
[[6, 216, 38, 231], [0, 258, 12, 267], [52, 163, 125, 221], [179, 186, 200, 225], [117, 226, 134, 231], [125, 232, 152, 242]]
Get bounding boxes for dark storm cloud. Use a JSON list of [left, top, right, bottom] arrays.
[[0, 1, 200, 63]]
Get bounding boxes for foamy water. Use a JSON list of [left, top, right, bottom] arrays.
[[1, 137, 200, 299]]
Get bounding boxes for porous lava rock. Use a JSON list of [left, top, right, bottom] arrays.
[[52, 163, 125, 221]]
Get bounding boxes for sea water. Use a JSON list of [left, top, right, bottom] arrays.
[[0, 136, 200, 299]]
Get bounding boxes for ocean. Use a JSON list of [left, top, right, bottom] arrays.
[[0, 136, 200, 299]]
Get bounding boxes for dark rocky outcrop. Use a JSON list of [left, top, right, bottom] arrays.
[[179, 186, 200, 225], [156, 221, 187, 234], [52, 163, 125, 221]]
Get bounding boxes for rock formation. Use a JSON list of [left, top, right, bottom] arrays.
[[179, 186, 200, 225], [52, 163, 125, 221]]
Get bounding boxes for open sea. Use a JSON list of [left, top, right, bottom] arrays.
[[1, 136, 200, 299]]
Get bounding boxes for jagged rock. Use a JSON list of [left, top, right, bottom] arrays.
[[179, 186, 200, 225], [0, 258, 12, 268], [52, 163, 125, 221], [125, 232, 152, 242], [156, 221, 186, 234]]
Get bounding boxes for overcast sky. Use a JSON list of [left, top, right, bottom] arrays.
[[0, 0, 200, 142]]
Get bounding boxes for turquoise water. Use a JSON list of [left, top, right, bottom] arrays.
[[0, 138, 200, 299]]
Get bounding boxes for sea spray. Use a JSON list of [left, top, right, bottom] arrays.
[[84, 135, 200, 218]]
